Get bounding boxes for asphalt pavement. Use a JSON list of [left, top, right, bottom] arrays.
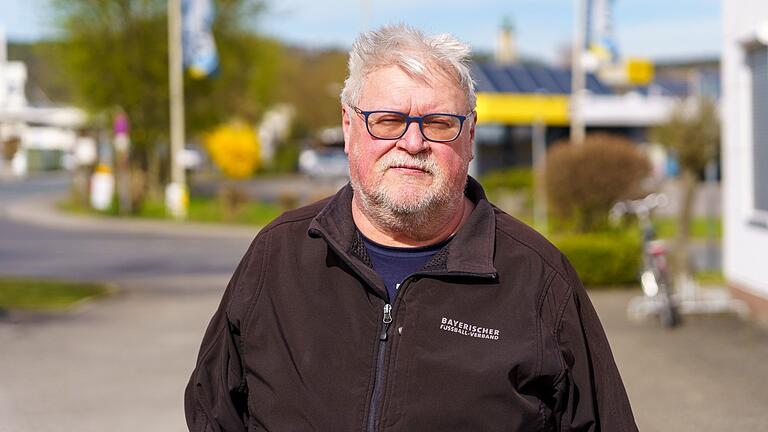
[[0, 174, 766, 431]]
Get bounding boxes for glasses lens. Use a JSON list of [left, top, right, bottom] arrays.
[[422, 114, 462, 141], [367, 111, 407, 139]]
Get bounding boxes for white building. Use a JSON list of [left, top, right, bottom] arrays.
[[0, 29, 87, 176], [722, 1, 768, 325]]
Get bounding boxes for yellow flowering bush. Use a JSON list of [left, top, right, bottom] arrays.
[[204, 122, 261, 179]]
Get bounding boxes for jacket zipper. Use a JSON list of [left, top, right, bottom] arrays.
[[366, 302, 393, 432], [363, 270, 496, 432], [307, 228, 397, 432]]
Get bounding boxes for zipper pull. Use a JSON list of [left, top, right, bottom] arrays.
[[380, 304, 393, 341], [383, 304, 393, 324]]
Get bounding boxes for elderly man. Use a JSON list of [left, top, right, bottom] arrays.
[[185, 24, 637, 431]]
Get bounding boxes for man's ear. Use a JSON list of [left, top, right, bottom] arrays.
[[342, 105, 351, 155], [469, 112, 478, 143], [468, 112, 478, 160]]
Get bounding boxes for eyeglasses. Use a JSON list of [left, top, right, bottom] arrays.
[[352, 106, 472, 143]]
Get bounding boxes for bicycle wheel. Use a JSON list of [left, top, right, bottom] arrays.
[[653, 258, 681, 328]]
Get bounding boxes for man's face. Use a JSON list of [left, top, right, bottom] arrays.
[[342, 65, 476, 217]]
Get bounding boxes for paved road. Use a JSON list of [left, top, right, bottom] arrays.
[[0, 174, 253, 282], [1, 174, 766, 432], [0, 216, 250, 283]]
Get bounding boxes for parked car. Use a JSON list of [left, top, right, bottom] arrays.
[[298, 147, 349, 179]]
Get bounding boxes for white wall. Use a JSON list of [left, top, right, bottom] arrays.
[[580, 93, 678, 127], [0, 62, 28, 110], [722, 1, 768, 298]]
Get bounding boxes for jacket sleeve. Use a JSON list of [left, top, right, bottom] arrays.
[[185, 238, 264, 432], [550, 260, 638, 432]]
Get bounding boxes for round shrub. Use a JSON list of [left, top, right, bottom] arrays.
[[546, 134, 651, 232]]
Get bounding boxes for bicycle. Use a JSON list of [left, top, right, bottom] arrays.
[[611, 193, 682, 328]]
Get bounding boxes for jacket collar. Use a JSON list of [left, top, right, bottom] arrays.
[[308, 176, 497, 278]]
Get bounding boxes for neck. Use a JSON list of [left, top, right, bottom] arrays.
[[352, 195, 474, 247]]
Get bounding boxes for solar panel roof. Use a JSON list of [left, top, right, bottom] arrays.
[[472, 62, 613, 95]]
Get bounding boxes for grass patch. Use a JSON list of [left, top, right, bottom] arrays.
[[0, 278, 111, 311], [694, 270, 725, 285], [188, 197, 282, 225], [57, 198, 94, 215], [654, 217, 722, 240], [60, 196, 283, 226]]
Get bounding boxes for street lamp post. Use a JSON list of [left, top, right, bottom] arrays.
[[167, 0, 188, 219], [532, 119, 548, 234]]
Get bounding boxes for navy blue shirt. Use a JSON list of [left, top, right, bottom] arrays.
[[361, 232, 451, 302]]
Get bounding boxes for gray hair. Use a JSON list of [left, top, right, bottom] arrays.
[[340, 23, 476, 111]]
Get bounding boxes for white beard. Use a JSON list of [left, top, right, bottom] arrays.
[[349, 150, 468, 240]]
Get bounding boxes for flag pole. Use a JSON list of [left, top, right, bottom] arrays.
[[570, 0, 587, 145]]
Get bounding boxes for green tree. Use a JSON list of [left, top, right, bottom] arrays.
[[276, 47, 348, 135], [53, 0, 278, 201], [652, 98, 720, 282]]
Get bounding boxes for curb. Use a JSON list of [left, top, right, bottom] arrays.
[[3, 194, 260, 240]]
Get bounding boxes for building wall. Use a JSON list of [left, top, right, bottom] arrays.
[[0, 61, 27, 109], [722, 0, 768, 323]]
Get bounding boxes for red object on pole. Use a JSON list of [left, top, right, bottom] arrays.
[[113, 112, 130, 136]]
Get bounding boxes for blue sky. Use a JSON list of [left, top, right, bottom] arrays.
[[1, 0, 721, 63]]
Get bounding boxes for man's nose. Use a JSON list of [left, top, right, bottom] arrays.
[[396, 121, 428, 154]]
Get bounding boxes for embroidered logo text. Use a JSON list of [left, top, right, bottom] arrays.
[[439, 317, 500, 341]]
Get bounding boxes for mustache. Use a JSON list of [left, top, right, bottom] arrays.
[[377, 153, 439, 174]]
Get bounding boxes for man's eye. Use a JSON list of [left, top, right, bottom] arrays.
[[373, 116, 404, 124], [425, 120, 451, 128], [424, 116, 457, 128]]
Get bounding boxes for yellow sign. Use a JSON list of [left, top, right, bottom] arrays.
[[625, 58, 655, 85], [475, 93, 570, 126]]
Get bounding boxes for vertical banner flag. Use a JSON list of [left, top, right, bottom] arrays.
[[182, 0, 219, 78], [586, 0, 619, 63]]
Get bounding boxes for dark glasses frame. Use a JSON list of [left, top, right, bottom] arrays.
[[352, 106, 472, 143]]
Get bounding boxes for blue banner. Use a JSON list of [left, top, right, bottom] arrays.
[[182, 0, 219, 78]]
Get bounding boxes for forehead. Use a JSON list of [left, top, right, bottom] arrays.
[[358, 65, 467, 113]]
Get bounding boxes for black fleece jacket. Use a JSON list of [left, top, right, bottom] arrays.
[[185, 177, 638, 432]]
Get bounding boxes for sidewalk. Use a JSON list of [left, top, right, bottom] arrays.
[[0, 275, 227, 432], [593, 291, 768, 431]]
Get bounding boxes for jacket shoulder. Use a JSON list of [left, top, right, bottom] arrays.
[[258, 195, 333, 235], [492, 207, 576, 287], [223, 196, 333, 325]]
